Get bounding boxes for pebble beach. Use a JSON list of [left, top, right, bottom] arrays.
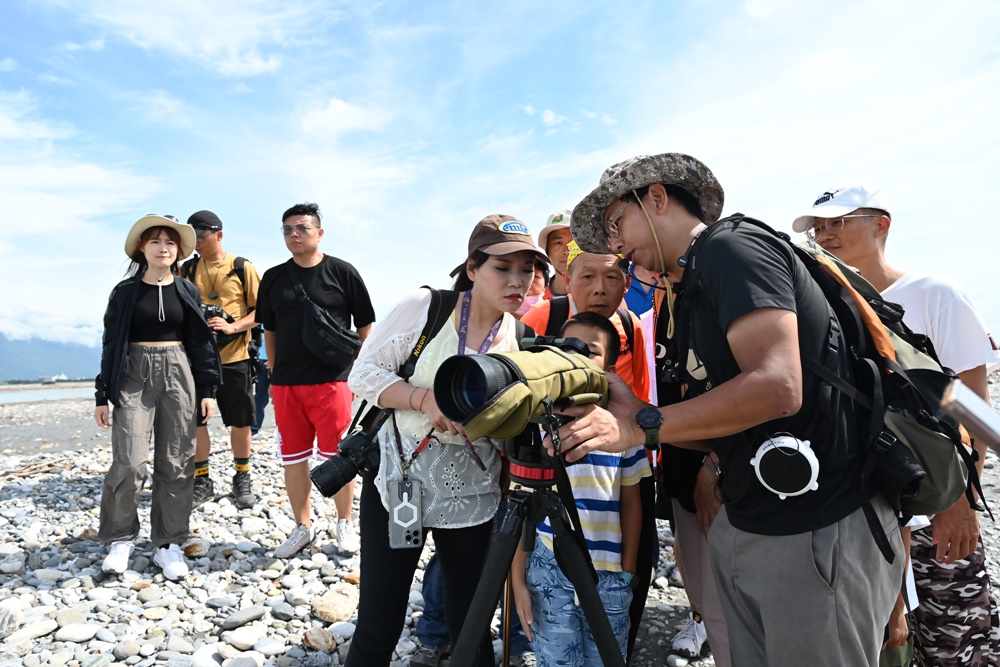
[[1, 373, 998, 667]]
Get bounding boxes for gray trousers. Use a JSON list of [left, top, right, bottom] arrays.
[[673, 499, 732, 667], [99, 344, 196, 548], [708, 497, 905, 667]]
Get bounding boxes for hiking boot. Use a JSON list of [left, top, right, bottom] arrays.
[[192, 475, 215, 507], [231, 471, 258, 509], [274, 523, 313, 559], [153, 544, 189, 581], [671, 611, 708, 658], [410, 643, 450, 667], [510, 652, 537, 667], [337, 519, 360, 555], [101, 540, 134, 575]]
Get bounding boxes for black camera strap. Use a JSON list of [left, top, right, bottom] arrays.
[[354, 287, 460, 437]]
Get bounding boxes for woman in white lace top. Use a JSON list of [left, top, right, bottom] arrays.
[[345, 215, 550, 667]]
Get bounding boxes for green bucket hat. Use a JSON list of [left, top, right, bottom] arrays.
[[570, 153, 725, 253]]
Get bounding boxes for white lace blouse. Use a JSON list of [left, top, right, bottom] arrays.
[[348, 288, 521, 529]]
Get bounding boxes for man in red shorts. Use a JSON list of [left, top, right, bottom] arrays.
[[256, 203, 375, 557]]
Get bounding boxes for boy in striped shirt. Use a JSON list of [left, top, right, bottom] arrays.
[[511, 312, 651, 665]]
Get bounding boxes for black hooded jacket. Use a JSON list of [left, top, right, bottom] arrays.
[[95, 274, 222, 407]]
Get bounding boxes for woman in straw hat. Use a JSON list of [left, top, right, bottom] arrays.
[[94, 215, 222, 581], [345, 214, 548, 667]]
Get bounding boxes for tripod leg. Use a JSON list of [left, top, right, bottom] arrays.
[[550, 515, 628, 667], [450, 498, 525, 667], [502, 574, 513, 667]]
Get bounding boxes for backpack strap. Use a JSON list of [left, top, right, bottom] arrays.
[[355, 288, 459, 433], [616, 306, 635, 355], [181, 255, 200, 283], [546, 296, 570, 336], [398, 288, 460, 381]]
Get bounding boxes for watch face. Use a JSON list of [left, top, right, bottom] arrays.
[[637, 408, 662, 429]]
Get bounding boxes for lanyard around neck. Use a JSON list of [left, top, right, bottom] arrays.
[[456, 290, 502, 355]]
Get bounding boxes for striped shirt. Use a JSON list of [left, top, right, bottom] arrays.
[[537, 446, 651, 571]]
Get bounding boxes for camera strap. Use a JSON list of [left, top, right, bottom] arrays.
[[384, 288, 465, 473]]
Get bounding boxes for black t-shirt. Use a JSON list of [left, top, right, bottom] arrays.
[[674, 218, 865, 535], [256, 256, 376, 386], [130, 281, 185, 342]]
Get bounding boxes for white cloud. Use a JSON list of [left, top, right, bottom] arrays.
[[0, 58, 16, 72], [48, 0, 335, 76], [300, 98, 390, 138], [581, 109, 617, 126], [38, 73, 73, 84], [126, 89, 191, 127], [523, 104, 536, 116], [0, 91, 74, 142], [61, 37, 106, 52], [540, 109, 567, 127], [0, 88, 160, 344]]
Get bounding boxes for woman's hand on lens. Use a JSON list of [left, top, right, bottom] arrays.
[[421, 392, 463, 436], [548, 373, 647, 462], [201, 398, 217, 421], [94, 406, 111, 429]]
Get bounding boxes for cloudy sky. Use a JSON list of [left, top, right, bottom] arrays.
[[1, 0, 998, 346]]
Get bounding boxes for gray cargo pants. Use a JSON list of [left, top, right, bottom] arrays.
[[708, 497, 905, 667], [99, 344, 196, 548]]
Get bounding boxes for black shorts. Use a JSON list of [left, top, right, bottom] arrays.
[[200, 359, 255, 428]]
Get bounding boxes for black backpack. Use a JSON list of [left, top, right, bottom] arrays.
[[181, 255, 262, 359], [545, 295, 635, 357], [695, 215, 985, 563]]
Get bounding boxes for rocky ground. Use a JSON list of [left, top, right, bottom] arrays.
[[0, 371, 997, 667]]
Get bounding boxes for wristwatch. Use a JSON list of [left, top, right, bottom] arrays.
[[635, 407, 663, 449]]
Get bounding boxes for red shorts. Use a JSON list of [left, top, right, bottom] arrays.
[[272, 382, 353, 466]]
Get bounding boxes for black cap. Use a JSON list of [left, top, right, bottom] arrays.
[[187, 210, 223, 231]]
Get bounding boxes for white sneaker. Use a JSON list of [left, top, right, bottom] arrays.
[[672, 611, 708, 658], [274, 522, 313, 559], [153, 544, 189, 581], [337, 519, 360, 555], [102, 540, 134, 574]]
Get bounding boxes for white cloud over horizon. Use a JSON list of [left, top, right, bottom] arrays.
[[0, 0, 998, 349]]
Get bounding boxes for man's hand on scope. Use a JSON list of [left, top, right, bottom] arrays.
[[546, 372, 649, 462]]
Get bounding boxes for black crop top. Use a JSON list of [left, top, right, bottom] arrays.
[[130, 281, 186, 342]]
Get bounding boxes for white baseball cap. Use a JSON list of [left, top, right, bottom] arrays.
[[792, 184, 891, 233], [536, 210, 571, 254]]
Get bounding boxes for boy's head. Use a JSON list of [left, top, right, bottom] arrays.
[[560, 311, 620, 371]]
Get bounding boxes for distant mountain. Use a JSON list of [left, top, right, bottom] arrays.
[[0, 334, 101, 382]]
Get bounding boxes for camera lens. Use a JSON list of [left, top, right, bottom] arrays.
[[434, 355, 518, 422]]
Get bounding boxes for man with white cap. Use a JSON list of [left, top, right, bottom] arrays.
[[550, 153, 904, 666], [537, 210, 573, 297], [794, 184, 1000, 667]]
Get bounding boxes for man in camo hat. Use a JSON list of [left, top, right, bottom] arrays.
[[556, 153, 904, 666]]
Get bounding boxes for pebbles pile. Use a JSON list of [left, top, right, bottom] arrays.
[[0, 374, 997, 666]]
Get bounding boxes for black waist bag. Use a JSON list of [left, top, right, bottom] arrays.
[[287, 263, 361, 370]]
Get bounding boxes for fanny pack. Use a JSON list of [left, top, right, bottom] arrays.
[[287, 263, 362, 371]]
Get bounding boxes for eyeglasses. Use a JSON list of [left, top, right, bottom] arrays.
[[281, 223, 314, 236], [195, 230, 216, 240], [805, 214, 876, 241], [604, 201, 633, 239]]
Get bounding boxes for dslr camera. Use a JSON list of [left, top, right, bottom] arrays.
[[309, 421, 383, 498], [202, 305, 241, 349]]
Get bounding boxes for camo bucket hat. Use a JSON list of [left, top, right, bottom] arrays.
[[571, 153, 725, 253]]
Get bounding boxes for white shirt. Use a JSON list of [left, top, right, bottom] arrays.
[[348, 289, 520, 529], [882, 272, 1000, 374]]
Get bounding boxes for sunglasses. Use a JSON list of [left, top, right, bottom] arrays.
[[281, 223, 315, 236]]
